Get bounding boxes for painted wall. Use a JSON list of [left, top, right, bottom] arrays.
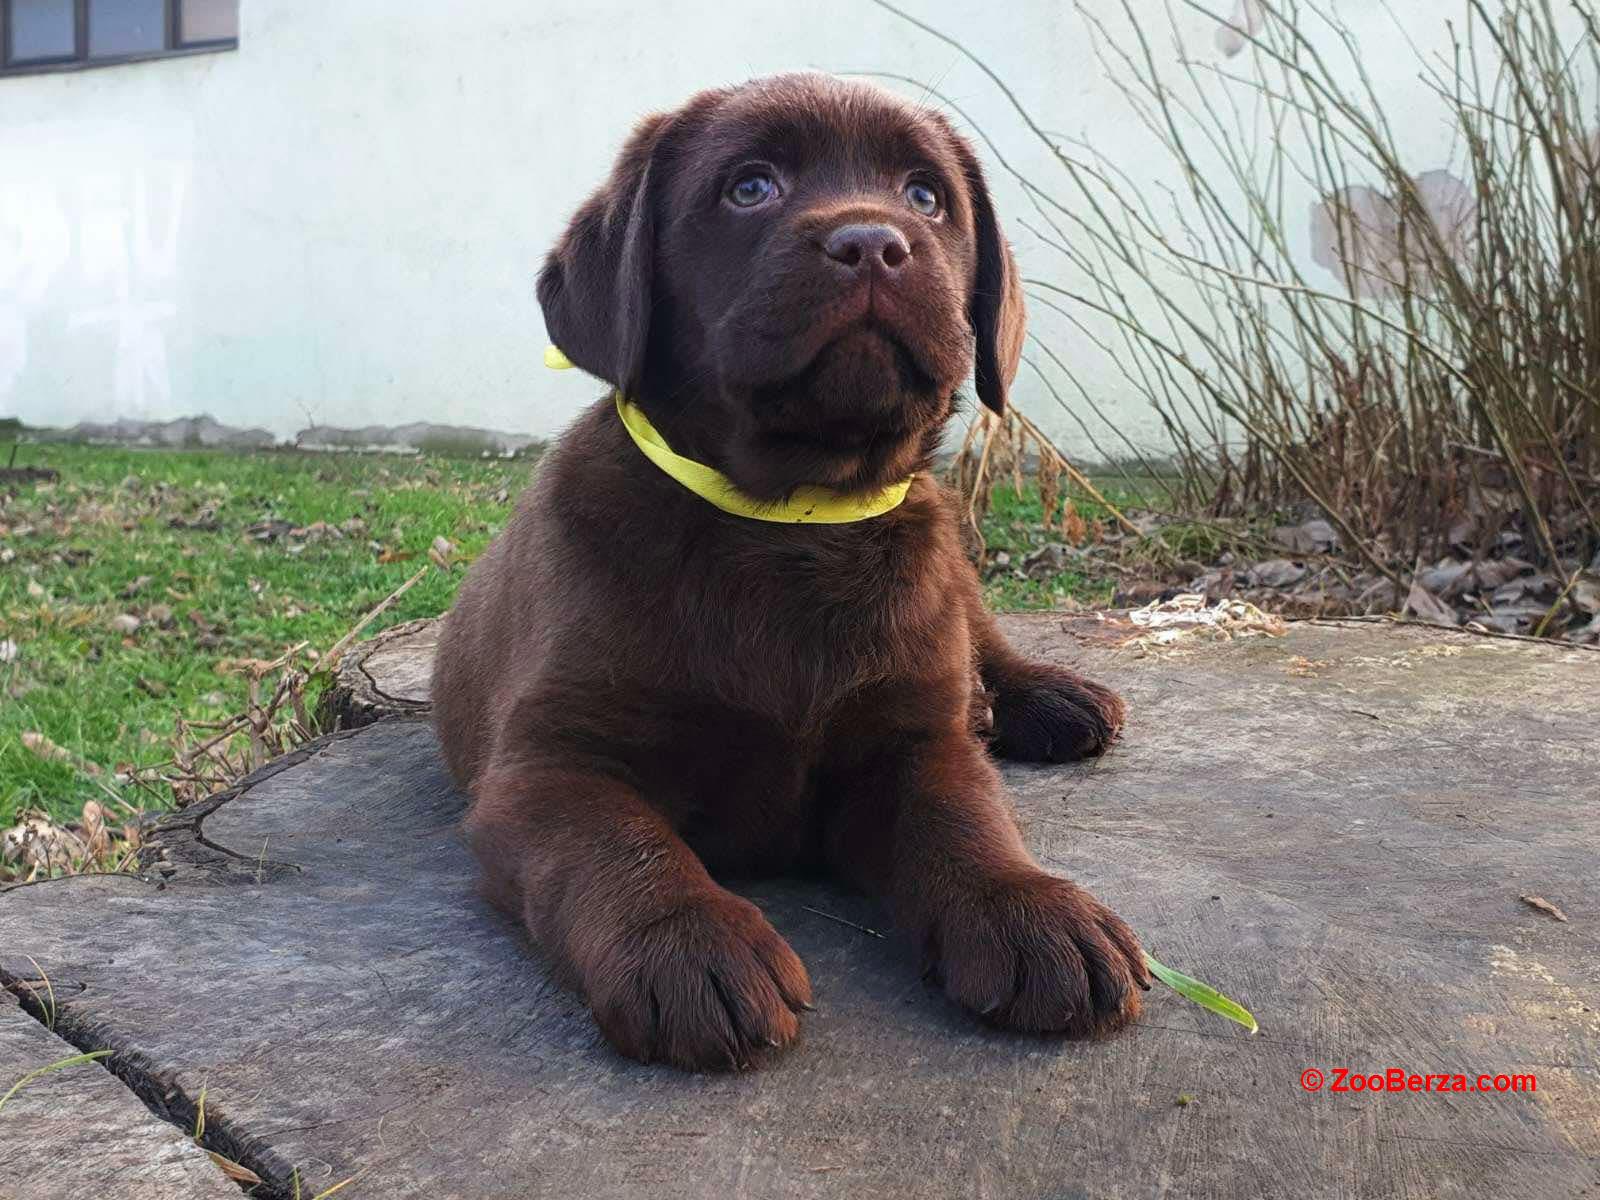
[[0, 2, 1579, 454]]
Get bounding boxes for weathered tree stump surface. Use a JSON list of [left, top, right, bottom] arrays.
[[2, 615, 1597, 1199], [0, 996, 239, 1200], [319, 616, 438, 730]]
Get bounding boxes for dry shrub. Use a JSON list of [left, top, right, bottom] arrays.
[[882, 0, 1600, 636], [952, 403, 1141, 563]]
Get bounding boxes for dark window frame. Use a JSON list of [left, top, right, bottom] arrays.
[[0, 0, 236, 78]]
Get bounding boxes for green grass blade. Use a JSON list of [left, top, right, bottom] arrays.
[[0, 1049, 113, 1115], [1144, 953, 1258, 1034]]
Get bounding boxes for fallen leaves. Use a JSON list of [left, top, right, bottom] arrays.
[[1403, 579, 1458, 627], [1247, 559, 1309, 588], [1, 815, 85, 870], [1285, 655, 1332, 678], [1124, 593, 1289, 652], [167, 506, 221, 532], [1, 803, 142, 883]]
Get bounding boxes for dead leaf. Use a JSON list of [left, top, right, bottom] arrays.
[[21, 731, 101, 775], [1570, 574, 1600, 616], [245, 518, 295, 543], [205, 1151, 262, 1186], [1247, 559, 1308, 588], [1418, 558, 1471, 596], [1469, 559, 1529, 591], [168, 506, 221, 532], [1020, 543, 1072, 581], [79, 800, 110, 863], [1403, 579, 1458, 626], [119, 575, 153, 599], [429, 535, 457, 571], [1519, 895, 1569, 923], [1272, 519, 1337, 554]]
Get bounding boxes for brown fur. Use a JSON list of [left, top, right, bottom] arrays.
[[434, 74, 1147, 1071]]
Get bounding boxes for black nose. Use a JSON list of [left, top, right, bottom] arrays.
[[824, 223, 912, 272]]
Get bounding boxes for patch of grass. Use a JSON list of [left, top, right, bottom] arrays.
[[978, 478, 1143, 611], [0, 443, 536, 825], [1141, 520, 1230, 564]]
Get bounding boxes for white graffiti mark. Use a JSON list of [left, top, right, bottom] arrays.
[[0, 165, 187, 413], [69, 169, 188, 414], [0, 181, 72, 398], [70, 299, 179, 414]]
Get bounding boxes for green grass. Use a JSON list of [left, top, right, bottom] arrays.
[[977, 481, 1126, 612], [1, 443, 537, 825]]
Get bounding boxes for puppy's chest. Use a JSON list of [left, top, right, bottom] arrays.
[[635, 695, 901, 874], [674, 515, 958, 697]]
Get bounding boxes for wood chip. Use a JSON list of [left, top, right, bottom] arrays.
[[205, 1151, 262, 1185], [1519, 895, 1569, 922]]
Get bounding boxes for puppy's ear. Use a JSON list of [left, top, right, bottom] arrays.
[[959, 144, 1026, 414], [537, 113, 670, 393]]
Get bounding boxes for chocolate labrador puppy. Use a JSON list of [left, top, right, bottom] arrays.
[[434, 73, 1147, 1071]]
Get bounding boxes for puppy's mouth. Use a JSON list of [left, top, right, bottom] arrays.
[[754, 323, 934, 436], [718, 326, 945, 499], [704, 272, 969, 497], [719, 278, 954, 394]]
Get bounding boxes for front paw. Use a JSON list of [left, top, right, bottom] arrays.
[[920, 869, 1148, 1036], [989, 670, 1126, 762], [582, 890, 812, 1072]]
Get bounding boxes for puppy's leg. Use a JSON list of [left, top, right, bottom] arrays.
[[969, 597, 1126, 762], [467, 762, 812, 1071], [825, 732, 1147, 1035]]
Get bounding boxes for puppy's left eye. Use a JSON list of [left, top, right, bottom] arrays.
[[905, 180, 941, 217], [727, 172, 779, 208]]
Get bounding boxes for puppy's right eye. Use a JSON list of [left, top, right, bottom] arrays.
[[727, 172, 779, 208]]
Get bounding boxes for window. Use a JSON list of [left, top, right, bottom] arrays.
[[1, 0, 237, 75]]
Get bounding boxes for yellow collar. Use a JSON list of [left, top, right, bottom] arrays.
[[545, 345, 913, 524]]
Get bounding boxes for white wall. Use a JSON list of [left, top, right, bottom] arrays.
[[0, 1, 1572, 455]]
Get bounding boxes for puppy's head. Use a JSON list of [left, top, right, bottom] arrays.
[[538, 73, 1024, 500]]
